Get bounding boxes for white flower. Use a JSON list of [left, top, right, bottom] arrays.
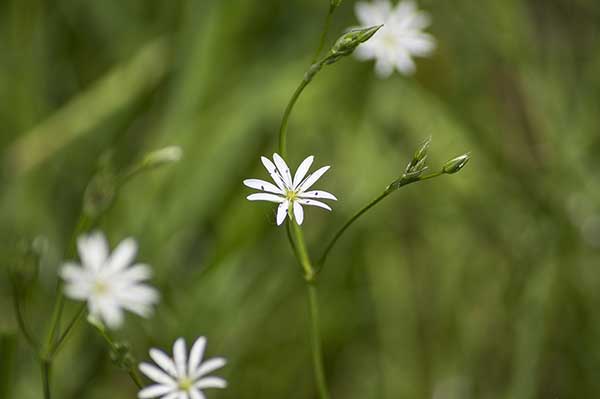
[[243, 153, 337, 226], [138, 337, 227, 399], [60, 231, 159, 329], [354, 0, 436, 77]]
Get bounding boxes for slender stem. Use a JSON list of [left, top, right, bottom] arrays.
[[93, 323, 144, 389], [317, 171, 445, 271], [290, 221, 315, 281], [41, 361, 51, 399], [318, 190, 390, 269], [10, 283, 38, 350], [47, 304, 86, 359], [311, 4, 335, 64], [279, 79, 309, 158], [307, 284, 331, 399]]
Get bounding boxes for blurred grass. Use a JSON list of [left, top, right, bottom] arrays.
[[1, 0, 600, 398]]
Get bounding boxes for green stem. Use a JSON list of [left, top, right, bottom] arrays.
[[311, 4, 336, 64], [307, 284, 331, 399], [41, 361, 51, 399], [317, 171, 444, 271], [47, 304, 86, 359], [289, 221, 315, 281], [10, 283, 38, 350], [278, 79, 309, 158], [93, 323, 144, 389]]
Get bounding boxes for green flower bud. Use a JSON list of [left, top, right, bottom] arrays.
[[442, 153, 471, 174], [141, 145, 183, 169], [325, 25, 383, 65]]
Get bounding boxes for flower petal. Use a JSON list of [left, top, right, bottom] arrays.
[[298, 166, 330, 192], [77, 232, 109, 271], [178, 392, 189, 399], [139, 363, 177, 386], [292, 156, 314, 189], [160, 393, 180, 399], [297, 199, 333, 211], [272, 153, 293, 188], [106, 238, 138, 273], [149, 349, 178, 377], [246, 193, 285, 203], [298, 190, 337, 201], [293, 202, 304, 225], [138, 384, 176, 399], [117, 264, 153, 283], [192, 357, 227, 379], [98, 298, 124, 329], [194, 377, 227, 389], [375, 58, 394, 78], [188, 337, 207, 376], [173, 338, 187, 377], [243, 179, 283, 195], [260, 156, 279, 175], [189, 388, 206, 399], [276, 201, 289, 226]]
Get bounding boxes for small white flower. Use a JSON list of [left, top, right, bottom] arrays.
[[138, 337, 227, 399], [354, 0, 436, 77], [60, 231, 159, 329], [243, 153, 337, 226]]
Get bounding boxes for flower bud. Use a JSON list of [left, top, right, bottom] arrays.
[[325, 25, 383, 65], [141, 145, 183, 168], [442, 153, 470, 174]]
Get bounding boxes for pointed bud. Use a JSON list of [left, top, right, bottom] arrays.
[[325, 25, 383, 64], [442, 153, 470, 174], [413, 136, 431, 163]]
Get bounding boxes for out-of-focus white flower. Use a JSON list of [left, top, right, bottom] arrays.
[[60, 232, 159, 329], [354, 0, 436, 77], [243, 153, 337, 226], [138, 337, 227, 399]]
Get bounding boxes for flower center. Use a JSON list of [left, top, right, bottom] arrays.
[[93, 280, 109, 295], [285, 189, 298, 202], [178, 377, 193, 391]]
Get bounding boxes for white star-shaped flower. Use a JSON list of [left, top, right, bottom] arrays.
[[354, 0, 436, 77], [60, 231, 159, 329], [243, 153, 337, 226], [138, 337, 227, 399]]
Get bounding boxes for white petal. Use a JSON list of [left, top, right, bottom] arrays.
[[297, 199, 333, 211], [192, 357, 227, 379], [391, 48, 415, 75], [243, 179, 283, 195], [139, 363, 177, 386], [194, 377, 227, 389], [292, 156, 314, 189], [355, 42, 377, 61], [149, 349, 178, 377], [117, 264, 153, 283], [375, 58, 394, 78], [161, 393, 181, 399], [138, 384, 175, 399], [188, 337, 207, 376], [188, 388, 206, 399], [276, 201, 289, 226], [402, 33, 436, 56], [98, 298, 124, 329], [60, 262, 86, 281], [106, 238, 137, 273], [260, 156, 278, 175], [293, 202, 304, 225], [173, 338, 187, 377], [298, 166, 330, 192], [298, 190, 337, 201], [272, 153, 293, 188], [63, 282, 91, 300], [77, 232, 109, 271], [114, 284, 159, 306], [246, 193, 285, 203], [178, 392, 189, 399], [355, 1, 390, 25]]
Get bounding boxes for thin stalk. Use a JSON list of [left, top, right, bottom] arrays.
[[317, 171, 444, 271], [279, 79, 309, 158], [47, 304, 86, 359], [307, 284, 331, 399], [312, 4, 336, 64], [10, 285, 38, 350], [290, 221, 315, 282], [94, 323, 144, 389], [41, 361, 51, 399]]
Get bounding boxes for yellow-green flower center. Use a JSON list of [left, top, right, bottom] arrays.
[[285, 190, 298, 202], [93, 281, 108, 295], [178, 377, 193, 391]]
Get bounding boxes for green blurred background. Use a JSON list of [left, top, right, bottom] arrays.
[[1, 0, 600, 398]]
